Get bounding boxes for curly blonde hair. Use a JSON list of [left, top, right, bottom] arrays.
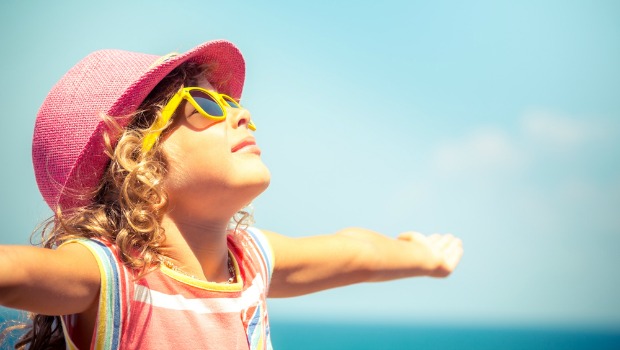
[[39, 62, 200, 271], [6, 61, 253, 349]]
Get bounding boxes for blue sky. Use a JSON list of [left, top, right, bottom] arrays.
[[0, 0, 619, 330]]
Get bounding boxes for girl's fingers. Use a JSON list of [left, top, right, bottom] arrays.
[[399, 232, 463, 268], [443, 241, 464, 269], [397, 231, 425, 242], [429, 234, 455, 249], [397, 232, 413, 241], [445, 235, 462, 249], [428, 233, 442, 243], [397, 231, 464, 274]]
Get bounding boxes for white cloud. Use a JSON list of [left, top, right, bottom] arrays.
[[521, 109, 605, 150], [432, 127, 524, 175], [430, 110, 613, 178]]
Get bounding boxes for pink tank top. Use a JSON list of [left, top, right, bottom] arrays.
[[61, 227, 275, 350]]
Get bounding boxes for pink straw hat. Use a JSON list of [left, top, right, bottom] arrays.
[[32, 39, 245, 211]]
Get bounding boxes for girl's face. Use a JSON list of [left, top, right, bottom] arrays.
[[161, 77, 270, 220]]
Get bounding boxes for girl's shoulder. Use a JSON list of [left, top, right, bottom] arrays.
[[228, 227, 275, 283], [228, 227, 273, 260], [59, 236, 132, 283], [60, 237, 121, 262]]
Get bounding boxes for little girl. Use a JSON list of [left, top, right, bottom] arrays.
[[0, 39, 463, 350]]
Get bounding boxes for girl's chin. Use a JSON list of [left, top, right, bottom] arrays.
[[241, 178, 271, 201], [244, 167, 271, 190]]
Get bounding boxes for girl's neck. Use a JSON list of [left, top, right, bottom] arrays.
[[158, 213, 232, 283]]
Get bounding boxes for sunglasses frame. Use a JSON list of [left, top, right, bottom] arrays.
[[142, 87, 255, 152]]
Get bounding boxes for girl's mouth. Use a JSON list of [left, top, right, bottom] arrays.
[[231, 138, 261, 155]]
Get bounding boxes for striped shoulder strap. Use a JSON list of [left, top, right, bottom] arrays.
[[60, 239, 125, 350], [234, 228, 275, 350], [245, 227, 276, 286]]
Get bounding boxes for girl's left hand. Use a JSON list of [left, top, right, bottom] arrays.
[[397, 232, 464, 277]]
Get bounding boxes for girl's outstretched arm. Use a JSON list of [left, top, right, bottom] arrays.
[[264, 228, 463, 298], [0, 243, 100, 315]]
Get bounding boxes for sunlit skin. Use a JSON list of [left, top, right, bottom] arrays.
[[157, 77, 271, 284]]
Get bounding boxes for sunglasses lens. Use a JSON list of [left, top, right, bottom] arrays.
[[189, 90, 224, 117], [222, 95, 241, 109]]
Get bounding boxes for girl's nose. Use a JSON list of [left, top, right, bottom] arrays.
[[230, 108, 254, 130]]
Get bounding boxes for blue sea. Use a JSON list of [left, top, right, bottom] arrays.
[[2, 311, 619, 349], [270, 320, 620, 350]]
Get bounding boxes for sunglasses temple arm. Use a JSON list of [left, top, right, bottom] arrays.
[[142, 90, 185, 152]]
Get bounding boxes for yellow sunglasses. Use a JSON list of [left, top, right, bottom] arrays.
[[142, 87, 256, 152]]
